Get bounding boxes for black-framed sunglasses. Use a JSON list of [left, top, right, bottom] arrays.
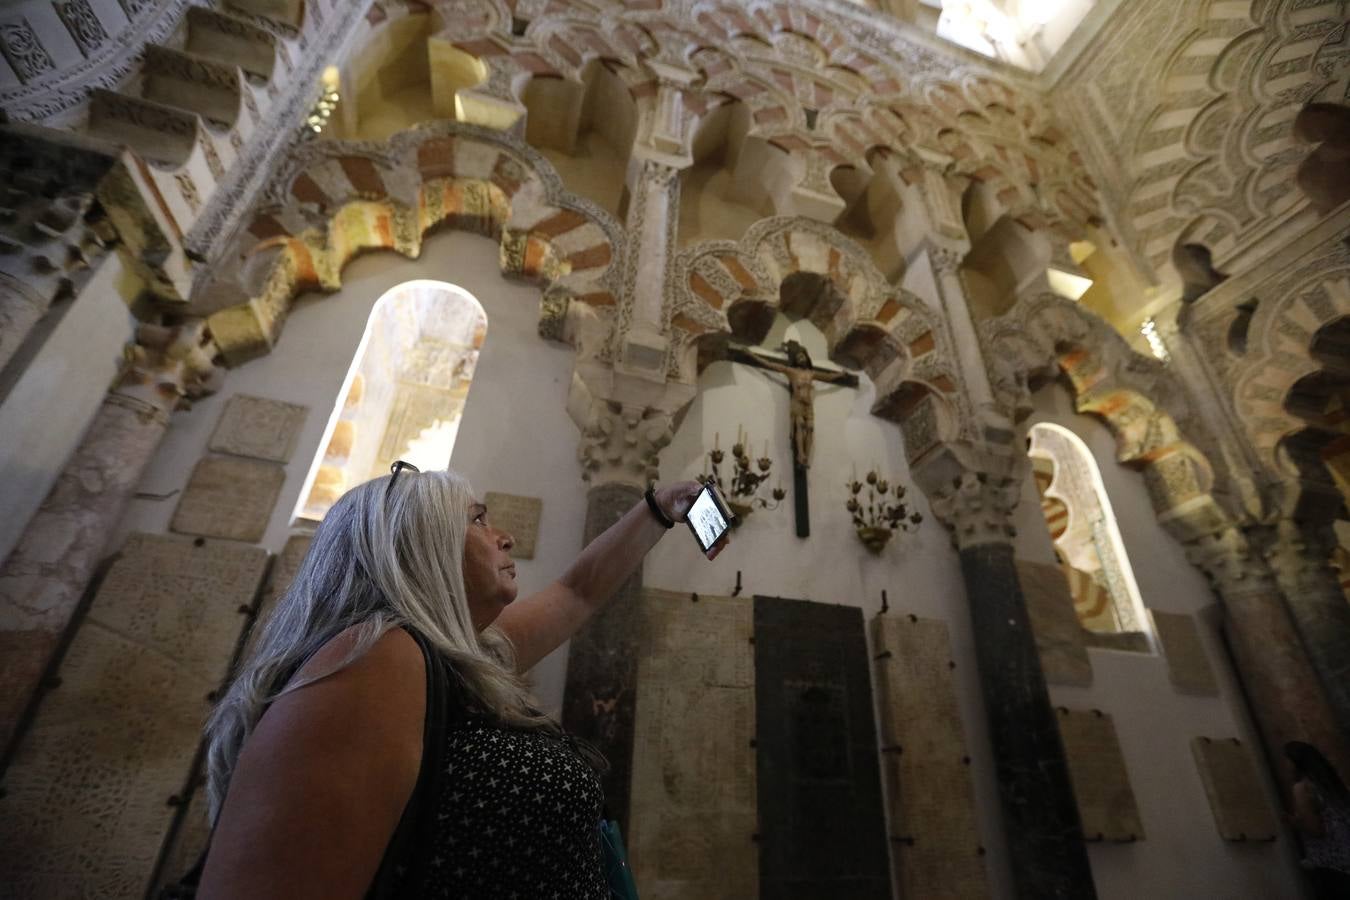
[[387, 460, 420, 496]]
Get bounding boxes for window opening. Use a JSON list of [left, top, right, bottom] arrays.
[[1028, 422, 1155, 652], [293, 279, 487, 521]]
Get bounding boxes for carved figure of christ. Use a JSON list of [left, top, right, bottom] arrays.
[[728, 340, 859, 537]]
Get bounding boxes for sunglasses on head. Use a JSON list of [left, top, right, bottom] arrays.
[[387, 459, 420, 496]]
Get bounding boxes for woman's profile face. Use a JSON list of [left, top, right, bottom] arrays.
[[461, 500, 518, 630]]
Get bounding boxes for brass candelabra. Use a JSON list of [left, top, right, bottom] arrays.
[[847, 469, 922, 553], [703, 430, 785, 525]]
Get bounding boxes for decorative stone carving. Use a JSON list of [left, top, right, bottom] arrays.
[[207, 394, 308, 462], [0, 19, 56, 84], [574, 402, 673, 489], [55, 0, 109, 59], [927, 467, 1022, 550]]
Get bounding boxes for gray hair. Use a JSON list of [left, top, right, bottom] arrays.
[[204, 468, 556, 822]]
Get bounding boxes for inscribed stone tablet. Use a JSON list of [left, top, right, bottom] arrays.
[[1151, 610, 1219, 696], [0, 624, 208, 897], [1016, 560, 1092, 686], [172, 456, 285, 542], [871, 614, 988, 900], [754, 596, 889, 900], [208, 394, 308, 462], [89, 533, 267, 684], [484, 492, 542, 559], [630, 589, 757, 900], [0, 533, 267, 895], [1056, 708, 1145, 842], [1191, 737, 1278, 841]]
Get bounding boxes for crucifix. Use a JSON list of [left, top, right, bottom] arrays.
[[728, 339, 858, 537]]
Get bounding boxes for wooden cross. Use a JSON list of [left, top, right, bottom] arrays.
[[728, 340, 858, 537]]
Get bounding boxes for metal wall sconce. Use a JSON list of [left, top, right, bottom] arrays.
[[703, 427, 785, 525], [847, 469, 922, 553]]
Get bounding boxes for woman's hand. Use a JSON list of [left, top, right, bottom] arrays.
[[656, 481, 731, 561]]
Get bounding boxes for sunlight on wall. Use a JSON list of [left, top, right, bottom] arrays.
[[292, 279, 487, 521]]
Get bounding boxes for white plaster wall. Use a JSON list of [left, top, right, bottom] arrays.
[[0, 254, 136, 567], [645, 315, 1018, 897], [112, 230, 588, 705], [1018, 383, 1305, 900]]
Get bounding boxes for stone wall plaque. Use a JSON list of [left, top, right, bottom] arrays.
[[1191, 737, 1278, 841], [1151, 610, 1219, 696], [629, 589, 757, 899], [871, 614, 988, 899], [754, 596, 890, 900], [1056, 708, 1145, 842], [484, 491, 542, 559], [171, 456, 285, 543], [208, 394, 308, 462], [0, 534, 267, 896], [1016, 560, 1092, 686]]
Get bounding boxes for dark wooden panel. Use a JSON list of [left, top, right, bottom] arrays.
[[754, 596, 890, 900]]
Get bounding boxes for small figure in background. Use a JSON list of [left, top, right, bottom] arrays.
[[1284, 740, 1350, 897]]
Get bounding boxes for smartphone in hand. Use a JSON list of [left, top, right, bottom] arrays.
[[686, 480, 734, 556]]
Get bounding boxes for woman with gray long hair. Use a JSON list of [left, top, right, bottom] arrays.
[[197, 463, 724, 898]]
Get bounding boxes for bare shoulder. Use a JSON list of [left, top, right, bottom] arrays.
[[200, 626, 427, 899]]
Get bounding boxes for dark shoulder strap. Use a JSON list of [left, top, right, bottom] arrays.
[[366, 626, 453, 899]]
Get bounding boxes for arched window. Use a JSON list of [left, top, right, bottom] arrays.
[[294, 280, 487, 521], [1028, 422, 1154, 650]]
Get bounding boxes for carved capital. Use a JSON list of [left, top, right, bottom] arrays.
[[1183, 526, 1274, 597], [927, 469, 1021, 549], [114, 320, 225, 414], [928, 244, 966, 276], [574, 402, 673, 488], [1257, 519, 1340, 592]]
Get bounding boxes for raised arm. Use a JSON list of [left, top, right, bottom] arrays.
[[495, 481, 727, 673]]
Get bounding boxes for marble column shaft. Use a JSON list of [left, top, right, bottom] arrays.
[[1214, 572, 1350, 786], [560, 481, 645, 836], [959, 540, 1097, 899], [0, 386, 177, 761], [1262, 523, 1350, 737]]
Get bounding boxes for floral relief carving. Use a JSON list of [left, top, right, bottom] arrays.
[[56, 0, 109, 59], [0, 18, 56, 83]]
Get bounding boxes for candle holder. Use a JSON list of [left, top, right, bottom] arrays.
[[846, 469, 922, 553], [703, 437, 784, 526]]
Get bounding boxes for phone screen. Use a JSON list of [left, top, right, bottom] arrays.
[[687, 483, 731, 553]]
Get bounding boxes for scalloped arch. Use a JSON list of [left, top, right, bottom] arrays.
[[205, 123, 622, 364]]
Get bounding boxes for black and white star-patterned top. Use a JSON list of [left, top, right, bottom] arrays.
[[419, 717, 608, 899]]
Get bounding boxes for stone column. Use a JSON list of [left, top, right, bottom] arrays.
[[614, 157, 682, 384], [0, 322, 222, 760], [1186, 527, 1350, 788], [1259, 519, 1350, 741], [924, 452, 1098, 900], [927, 246, 999, 420], [560, 381, 679, 835]]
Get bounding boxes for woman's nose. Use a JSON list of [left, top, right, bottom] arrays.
[[499, 531, 515, 551]]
